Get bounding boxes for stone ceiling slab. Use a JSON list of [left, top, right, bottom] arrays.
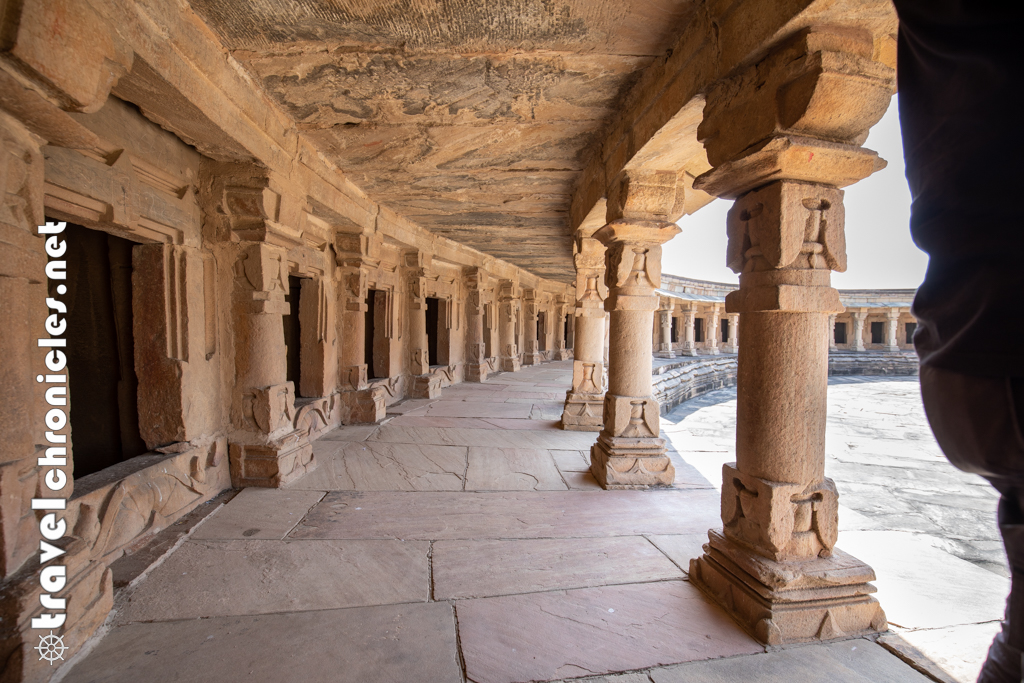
[[186, 0, 703, 281]]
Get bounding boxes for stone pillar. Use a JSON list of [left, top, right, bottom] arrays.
[[687, 27, 894, 645], [465, 267, 489, 382], [562, 236, 607, 431], [554, 299, 572, 360], [590, 170, 681, 488], [723, 313, 740, 353], [679, 306, 698, 356], [705, 304, 721, 355], [828, 314, 837, 351], [336, 237, 386, 424], [407, 252, 440, 398], [229, 242, 317, 487], [850, 310, 867, 352], [883, 309, 900, 353], [523, 289, 541, 365], [498, 280, 522, 373], [656, 308, 676, 358]]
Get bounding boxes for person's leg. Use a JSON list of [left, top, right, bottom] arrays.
[[920, 367, 1024, 683]]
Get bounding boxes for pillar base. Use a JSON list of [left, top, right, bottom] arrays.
[[523, 352, 543, 366], [590, 433, 674, 489], [500, 356, 521, 373], [340, 386, 386, 424], [467, 363, 489, 383], [678, 345, 699, 356], [851, 344, 865, 352], [705, 346, 720, 355], [229, 440, 316, 488], [689, 530, 887, 646], [655, 350, 676, 359], [722, 345, 739, 354], [561, 391, 604, 431], [555, 348, 572, 361], [883, 345, 901, 354], [412, 372, 443, 399]]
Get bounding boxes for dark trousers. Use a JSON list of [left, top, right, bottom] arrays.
[[920, 366, 1024, 682]]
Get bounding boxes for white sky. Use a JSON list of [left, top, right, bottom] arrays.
[[663, 94, 928, 289]]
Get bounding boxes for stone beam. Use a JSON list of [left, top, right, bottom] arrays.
[[570, 0, 897, 233]]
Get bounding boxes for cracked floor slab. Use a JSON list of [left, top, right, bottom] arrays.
[[455, 581, 762, 683]]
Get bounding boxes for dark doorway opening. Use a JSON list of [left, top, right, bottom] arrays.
[[426, 297, 440, 366], [835, 322, 848, 345], [721, 319, 729, 343], [671, 317, 679, 343], [365, 289, 378, 380], [537, 311, 547, 351], [695, 318, 705, 343], [870, 321, 884, 344], [284, 275, 302, 388], [905, 322, 917, 344], [61, 222, 146, 478], [484, 305, 493, 358], [563, 316, 569, 348]]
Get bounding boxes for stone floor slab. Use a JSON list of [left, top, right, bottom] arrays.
[[433, 537, 682, 599], [465, 447, 567, 491], [117, 539, 429, 623], [370, 424, 596, 449], [457, 581, 761, 683], [64, 602, 462, 683], [289, 490, 723, 541], [650, 639, 932, 682], [192, 488, 325, 540], [886, 622, 1001, 683], [837, 530, 1008, 629], [317, 424, 379, 441], [296, 441, 467, 491], [426, 401, 535, 418], [646, 533, 709, 574], [552, 449, 590, 472]]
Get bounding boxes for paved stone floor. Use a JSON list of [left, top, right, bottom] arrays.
[[59, 362, 999, 683]]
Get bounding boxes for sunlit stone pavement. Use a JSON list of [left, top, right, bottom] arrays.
[[663, 376, 1006, 683], [61, 363, 993, 683]]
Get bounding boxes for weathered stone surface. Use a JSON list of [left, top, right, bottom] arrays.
[[457, 581, 761, 683], [651, 639, 932, 683], [646, 533, 708, 573], [298, 440, 467, 491], [465, 447, 567, 491], [433, 537, 681, 599], [192, 489, 325, 540], [63, 602, 463, 683], [882, 624, 1001, 683], [370, 424, 597, 450], [117, 539, 428, 623], [290, 490, 722, 541]]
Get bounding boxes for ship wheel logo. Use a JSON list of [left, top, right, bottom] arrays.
[[35, 631, 67, 665]]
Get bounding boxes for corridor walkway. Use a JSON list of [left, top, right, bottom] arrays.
[[61, 362, 941, 683]]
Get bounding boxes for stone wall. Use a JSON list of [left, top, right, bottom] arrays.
[[653, 356, 739, 414], [653, 351, 920, 415], [828, 351, 920, 377]]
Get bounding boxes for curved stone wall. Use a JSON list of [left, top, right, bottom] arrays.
[[653, 351, 919, 414]]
